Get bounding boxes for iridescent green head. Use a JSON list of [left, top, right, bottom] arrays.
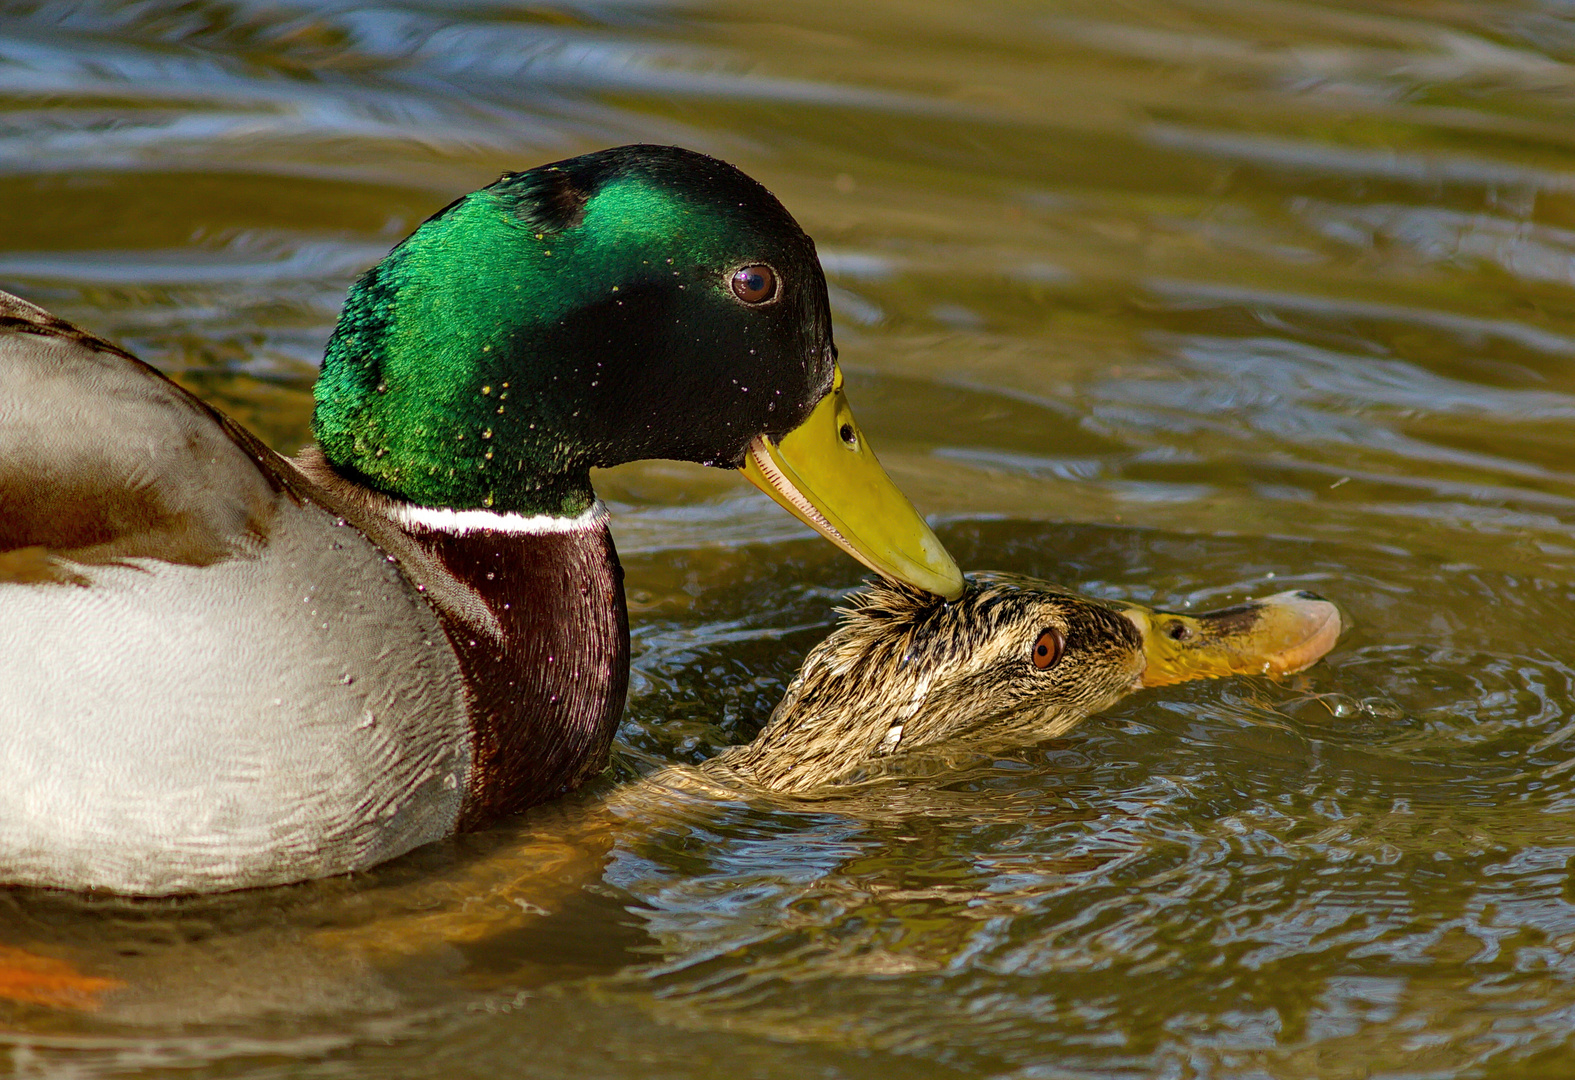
[[314, 145, 834, 516], [315, 145, 964, 597]]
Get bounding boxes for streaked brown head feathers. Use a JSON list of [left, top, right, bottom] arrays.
[[710, 574, 1341, 793]]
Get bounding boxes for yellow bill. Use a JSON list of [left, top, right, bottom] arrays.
[[741, 367, 964, 599], [1120, 590, 1343, 688]]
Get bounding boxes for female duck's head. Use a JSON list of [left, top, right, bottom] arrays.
[[722, 574, 1343, 792], [313, 144, 961, 597]]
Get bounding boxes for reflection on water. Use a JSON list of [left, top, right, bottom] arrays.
[[6, 0, 1575, 1076]]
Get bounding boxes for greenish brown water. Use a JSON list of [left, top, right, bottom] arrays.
[[6, 0, 1575, 1075]]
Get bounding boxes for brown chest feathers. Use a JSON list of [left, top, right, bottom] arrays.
[[291, 448, 629, 825]]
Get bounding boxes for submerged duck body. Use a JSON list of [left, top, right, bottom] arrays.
[[0, 145, 962, 895]]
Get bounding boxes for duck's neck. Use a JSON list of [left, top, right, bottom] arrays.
[[294, 448, 629, 824]]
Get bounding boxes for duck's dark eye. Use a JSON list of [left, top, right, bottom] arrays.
[[1031, 628, 1064, 670], [730, 264, 777, 304]]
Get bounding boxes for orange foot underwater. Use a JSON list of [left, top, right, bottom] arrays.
[[0, 946, 124, 1010]]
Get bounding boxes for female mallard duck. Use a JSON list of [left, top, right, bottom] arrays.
[[298, 574, 1339, 962], [0, 144, 964, 896]]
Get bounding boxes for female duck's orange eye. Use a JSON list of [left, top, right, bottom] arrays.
[[730, 264, 777, 303], [1031, 629, 1064, 670]]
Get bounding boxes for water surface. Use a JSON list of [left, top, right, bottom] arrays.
[[5, 0, 1575, 1076]]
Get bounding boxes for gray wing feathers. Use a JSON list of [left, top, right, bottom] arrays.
[[0, 292, 279, 566], [0, 292, 473, 893]]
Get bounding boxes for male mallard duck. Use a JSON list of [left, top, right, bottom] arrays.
[[0, 144, 964, 896]]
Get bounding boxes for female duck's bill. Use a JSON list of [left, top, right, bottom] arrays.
[[1120, 589, 1343, 687]]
